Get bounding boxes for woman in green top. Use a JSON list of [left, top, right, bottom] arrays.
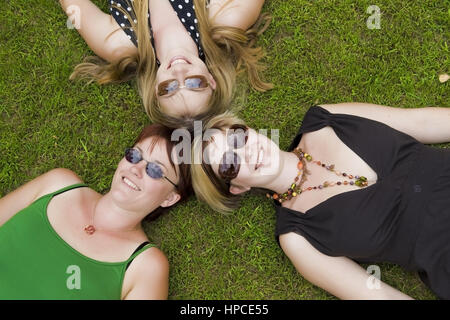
[[0, 123, 191, 300]]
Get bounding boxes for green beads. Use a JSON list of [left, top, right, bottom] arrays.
[[355, 176, 368, 187], [269, 147, 370, 205]]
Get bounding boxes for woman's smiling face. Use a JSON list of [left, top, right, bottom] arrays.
[[204, 126, 282, 193], [110, 136, 181, 213], [156, 54, 216, 118]]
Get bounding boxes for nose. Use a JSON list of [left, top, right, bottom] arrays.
[[243, 132, 258, 165], [129, 160, 146, 178], [170, 63, 191, 78]]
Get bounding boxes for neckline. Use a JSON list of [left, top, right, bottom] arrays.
[[42, 185, 135, 266], [279, 105, 381, 216], [277, 182, 378, 217]]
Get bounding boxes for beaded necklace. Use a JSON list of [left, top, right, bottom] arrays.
[[266, 146, 369, 204]]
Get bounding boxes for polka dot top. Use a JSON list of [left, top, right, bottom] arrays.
[[109, 0, 205, 61]]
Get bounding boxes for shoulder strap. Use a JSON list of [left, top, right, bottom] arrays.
[[50, 183, 89, 197], [125, 241, 157, 270], [287, 105, 327, 151]]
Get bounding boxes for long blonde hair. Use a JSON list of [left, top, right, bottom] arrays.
[[191, 111, 246, 213], [70, 0, 272, 127]]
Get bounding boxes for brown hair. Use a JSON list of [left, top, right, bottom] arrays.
[[70, 0, 272, 127], [134, 123, 192, 221]]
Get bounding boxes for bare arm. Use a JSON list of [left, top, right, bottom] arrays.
[[319, 103, 450, 144], [279, 232, 413, 300], [208, 0, 265, 30], [123, 248, 169, 300], [59, 0, 137, 62], [0, 169, 82, 227]]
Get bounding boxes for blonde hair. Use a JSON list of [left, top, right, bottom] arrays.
[[70, 0, 272, 127], [191, 111, 246, 213]]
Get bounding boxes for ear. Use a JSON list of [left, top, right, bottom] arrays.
[[229, 184, 250, 195], [160, 191, 181, 208], [208, 75, 216, 90]]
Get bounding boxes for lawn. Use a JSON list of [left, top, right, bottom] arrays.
[[0, 0, 448, 299]]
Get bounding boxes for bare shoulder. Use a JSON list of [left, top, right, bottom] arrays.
[[279, 231, 311, 252], [0, 168, 84, 227], [316, 102, 450, 144], [316, 102, 414, 132], [208, 0, 265, 30], [279, 231, 333, 263], [123, 246, 169, 300], [35, 168, 84, 199], [317, 102, 422, 119], [316, 102, 393, 116], [136, 246, 169, 271]]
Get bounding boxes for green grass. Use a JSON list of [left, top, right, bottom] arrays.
[[1, 0, 448, 300]]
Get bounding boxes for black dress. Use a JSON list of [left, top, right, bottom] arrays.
[[275, 105, 450, 299]]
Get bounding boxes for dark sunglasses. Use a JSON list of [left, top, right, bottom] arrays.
[[157, 75, 210, 97], [218, 124, 249, 182], [124, 148, 178, 188]]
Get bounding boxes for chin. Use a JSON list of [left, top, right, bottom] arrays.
[[259, 158, 281, 177], [109, 185, 130, 205]]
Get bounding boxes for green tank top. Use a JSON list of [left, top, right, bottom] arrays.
[[0, 183, 156, 300]]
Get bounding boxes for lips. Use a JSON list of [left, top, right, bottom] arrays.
[[168, 56, 191, 69], [122, 176, 141, 191]]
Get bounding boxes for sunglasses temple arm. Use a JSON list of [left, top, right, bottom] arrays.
[[164, 176, 178, 189]]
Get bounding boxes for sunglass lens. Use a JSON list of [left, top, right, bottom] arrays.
[[185, 76, 207, 89], [219, 151, 241, 180], [158, 80, 179, 96], [146, 162, 164, 179], [125, 148, 141, 164]]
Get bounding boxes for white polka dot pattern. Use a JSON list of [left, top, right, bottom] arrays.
[[109, 0, 204, 59]]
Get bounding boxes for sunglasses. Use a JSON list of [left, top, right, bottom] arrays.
[[157, 75, 210, 97], [217, 124, 249, 182], [124, 148, 178, 188]]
